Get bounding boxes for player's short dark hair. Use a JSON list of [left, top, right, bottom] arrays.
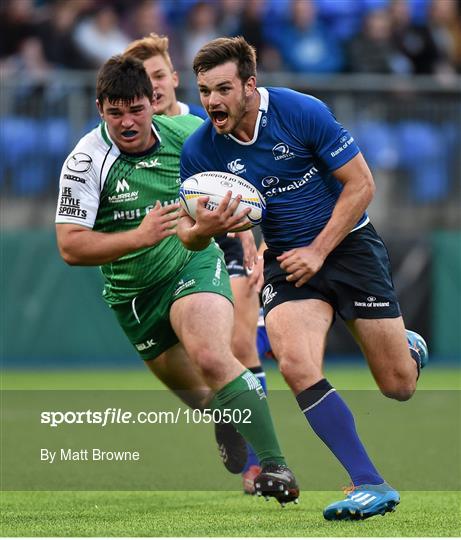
[[193, 36, 257, 82], [96, 55, 153, 105]]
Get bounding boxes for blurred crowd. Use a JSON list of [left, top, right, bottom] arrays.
[[1, 0, 460, 206], [1, 0, 461, 76]]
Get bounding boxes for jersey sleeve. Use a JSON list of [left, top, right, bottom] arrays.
[[299, 96, 360, 172], [55, 144, 101, 229]]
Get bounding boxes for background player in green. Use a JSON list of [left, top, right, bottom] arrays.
[[55, 54, 298, 504]]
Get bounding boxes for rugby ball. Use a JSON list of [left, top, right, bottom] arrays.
[[179, 171, 265, 232]]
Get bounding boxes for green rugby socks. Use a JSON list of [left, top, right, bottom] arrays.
[[212, 370, 285, 466]]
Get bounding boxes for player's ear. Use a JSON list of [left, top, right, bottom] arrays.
[[244, 76, 256, 97], [172, 70, 179, 89], [96, 99, 104, 119]]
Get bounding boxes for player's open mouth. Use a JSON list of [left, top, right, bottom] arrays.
[[210, 111, 228, 127], [121, 130, 138, 139]]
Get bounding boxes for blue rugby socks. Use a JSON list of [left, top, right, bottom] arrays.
[[296, 378, 383, 486]]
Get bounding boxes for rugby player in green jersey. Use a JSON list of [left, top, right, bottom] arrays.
[[124, 32, 266, 494], [55, 54, 298, 504]]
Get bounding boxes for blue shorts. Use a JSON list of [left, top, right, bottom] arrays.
[[262, 223, 401, 321]]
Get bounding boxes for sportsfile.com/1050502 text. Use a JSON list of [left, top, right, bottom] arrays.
[[40, 408, 252, 427]]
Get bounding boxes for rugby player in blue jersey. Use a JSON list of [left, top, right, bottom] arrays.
[[177, 36, 429, 521]]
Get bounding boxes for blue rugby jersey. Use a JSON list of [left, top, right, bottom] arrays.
[[180, 87, 369, 253]]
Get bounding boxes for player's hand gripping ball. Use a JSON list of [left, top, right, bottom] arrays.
[[179, 171, 266, 232]]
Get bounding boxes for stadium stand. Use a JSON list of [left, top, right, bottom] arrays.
[[1, 0, 460, 360]]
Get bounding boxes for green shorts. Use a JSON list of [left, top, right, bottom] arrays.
[[110, 242, 233, 361]]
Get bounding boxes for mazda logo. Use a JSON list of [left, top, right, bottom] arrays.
[[66, 152, 92, 173]]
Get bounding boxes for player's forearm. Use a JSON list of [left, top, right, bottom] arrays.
[[57, 227, 144, 266], [311, 176, 374, 258]]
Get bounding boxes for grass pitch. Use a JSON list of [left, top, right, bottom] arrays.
[[2, 365, 460, 537], [3, 364, 460, 391], [2, 490, 460, 537]]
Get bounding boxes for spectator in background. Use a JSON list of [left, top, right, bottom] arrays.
[[36, 0, 94, 70], [315, 0, 369, 43], [390, 0, 453, 74], [123, 0, 169, 41], [0, 35, 54, 139], [427, 0, 461, 73], [73, 4, 130, 67], [0, 1, 49, 81], [181, 2, 219, 70], [217, 0, 243, 36], [1, 36, 50, 84], [270, 0, 344, 73], [237, 0, 264, 52], [0, 0, 40, 59], [237, 0, 283, 72], [347, 8, 411, 73], [263, 0, 293, 19]]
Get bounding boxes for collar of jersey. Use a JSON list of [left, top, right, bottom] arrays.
[[100, 120, 162, 156], [177, 101, 190, 115], [227, 87, 269, 146]]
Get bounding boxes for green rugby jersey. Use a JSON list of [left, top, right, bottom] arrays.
[[56, 114, 203, 304]]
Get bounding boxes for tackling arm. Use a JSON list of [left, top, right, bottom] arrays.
[[56, 200, 180, 265]]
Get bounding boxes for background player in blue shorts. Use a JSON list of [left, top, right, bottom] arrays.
[[124, 33, 268, 493], [178, 36, 429, 521]]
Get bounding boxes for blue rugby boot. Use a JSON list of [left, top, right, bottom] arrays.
[[406, 330, 429, 376], [323, 482, 400, 521]]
